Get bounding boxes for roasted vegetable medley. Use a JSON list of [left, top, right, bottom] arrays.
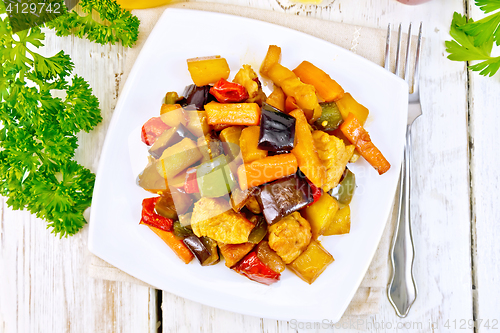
[[137, 46, 391, 285]]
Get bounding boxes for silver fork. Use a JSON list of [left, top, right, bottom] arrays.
[[385, 23, 423, 318]]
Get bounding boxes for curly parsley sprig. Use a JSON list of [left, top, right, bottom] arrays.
[[46, 0, 140, 47], [1, 0, 140, 236], [0, 5, 103, 237], [446, 0, 500, 77]]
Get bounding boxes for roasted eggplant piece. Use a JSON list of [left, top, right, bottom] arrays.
[[183, 235, 219, 266], [154, 187, 193, 220], [183, 235, 211, 265], [257, 173, 313, 225], [200, 237, 220, 266], [181, 84, 213, 110], [258, 103, 296, 152], [149, 124, 195, 159]]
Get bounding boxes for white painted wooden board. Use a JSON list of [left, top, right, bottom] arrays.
[[468, 3, 500, 333], [162, 0, 474, 332], [0, 28, 157, 333], [2, 0, 496, 331]]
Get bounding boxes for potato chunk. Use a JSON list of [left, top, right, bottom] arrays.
[[260, 45, 281, 77], [268, 212, 311, 264], [191, 197, 254, 244], [187, 56, 230, 86]]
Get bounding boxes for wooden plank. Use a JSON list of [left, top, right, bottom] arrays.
[[161, 0, 474, 332], [467, 4, 500, 332], [332, 1, 474, 331], [0, 27, 156, 332]]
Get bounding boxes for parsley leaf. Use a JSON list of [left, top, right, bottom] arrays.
[[446, 10, 500, 77], [460, 11, 500, 47], [475, 0, 500, 13], [46, 0, 140, 47], [0, 10, 102, 237]]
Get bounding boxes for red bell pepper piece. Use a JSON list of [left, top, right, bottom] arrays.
[[209, 78, 249, 103], [232, 251, 280, 285], [140, 197, 174, 231], [141, 117, 169, 145], [307, 181, 322, 207], [183, 167, 199, 193]]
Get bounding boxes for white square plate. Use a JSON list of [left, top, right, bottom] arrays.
[[88, 8, 407, 322]]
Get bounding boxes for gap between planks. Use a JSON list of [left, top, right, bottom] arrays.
[[465, 0, 479, 332]]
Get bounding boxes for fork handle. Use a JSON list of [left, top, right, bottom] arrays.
[[388, 125, 417, 318]]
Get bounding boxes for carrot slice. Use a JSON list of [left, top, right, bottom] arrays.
[[145, 224, 194, 264], [340, 113, 391, 175], [285, 96, 300, 113], [293, 61, 344, 102], [237, 154, 298, 190], [266, 85, 285, 112], [205, 101, 261, 126], [289, 109, 326, 188]]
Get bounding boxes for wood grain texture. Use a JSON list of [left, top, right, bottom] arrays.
[[467, 4, 500, 332], [0, 27, 156, 333], [1, 0, 491, 331], [161, 0, 474, 332]]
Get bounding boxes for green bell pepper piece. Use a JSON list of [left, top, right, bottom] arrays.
[[314, 102, 343, 131], [336, 169, 356, 205], [196, 155, 236, 198]]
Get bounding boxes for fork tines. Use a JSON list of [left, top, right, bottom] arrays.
[[385, 22, 423, 94]]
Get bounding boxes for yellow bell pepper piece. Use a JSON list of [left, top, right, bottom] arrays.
[[323, 205, 351, 235], [288, 240, 334, 284], [302, 193, 339, 239], [336, 93, 369, 125]]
